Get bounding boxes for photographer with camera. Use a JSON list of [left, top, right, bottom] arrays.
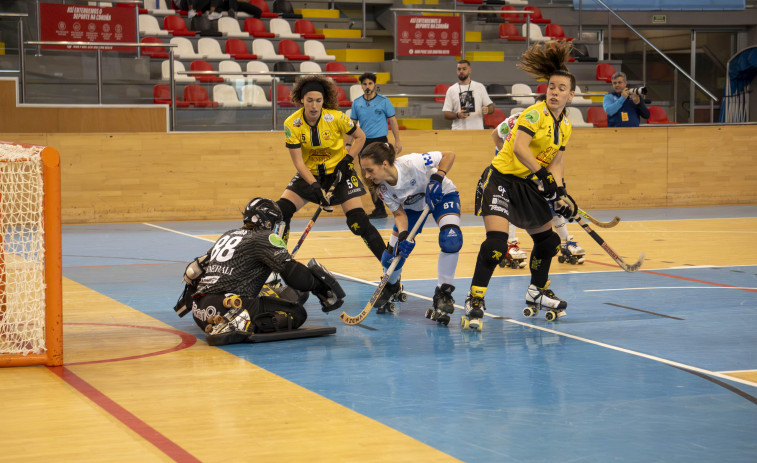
[[602, 71, 650, 127], [442, 60, 495, 130]]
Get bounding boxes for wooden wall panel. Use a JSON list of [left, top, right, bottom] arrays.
[[1, 125, 755, 224], [0, 80, 167, 133]]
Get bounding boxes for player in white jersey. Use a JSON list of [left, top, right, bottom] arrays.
[[359, 142, 462, 325]]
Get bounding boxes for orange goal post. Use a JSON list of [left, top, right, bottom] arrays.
[[0, 141, 62, 367]]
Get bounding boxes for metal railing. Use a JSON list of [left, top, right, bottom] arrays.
[[1, 13, 29, 102], [578, 0, 718, 123], [390, 8, 533, 59]]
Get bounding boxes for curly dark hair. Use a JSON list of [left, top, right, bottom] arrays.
[[517, 40, 576, 91], [290, 75, 340, 109]]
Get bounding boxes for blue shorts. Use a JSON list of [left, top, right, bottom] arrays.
[[392, 191, 461, 235]]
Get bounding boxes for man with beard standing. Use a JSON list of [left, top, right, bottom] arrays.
[[442, 60, 495, 130]]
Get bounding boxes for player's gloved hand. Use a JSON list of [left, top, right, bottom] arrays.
[[425, 173, 444, 208], [393, 231, 415, 259], [310, 181, 330, 208], [333, 154, 354, 185], [553, 186, 578, 221], [532, 167, 558, 200]]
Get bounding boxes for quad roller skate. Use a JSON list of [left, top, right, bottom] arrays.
[[557, 236, 585, 265], [499, 238, 528, 269], [461, 292, 485, 331], [522, 281, 567, 321], [425, 284, 455, 326], [375, 280, 406, 314], [204, 304, 253, 345]]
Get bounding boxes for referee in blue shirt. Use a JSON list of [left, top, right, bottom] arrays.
[[350, 72, 403, 218]]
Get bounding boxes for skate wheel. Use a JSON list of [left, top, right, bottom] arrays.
[[510, 261, 518, 269], [460, 316, 469, 329], [439, 314, 450, 326], [388, 303, 396, 313], [545, 310, 558, 321], [519, 261, 527, 269], [223, 295, 242, 309], [469, 318, 482, 331], [523, 307, 538, 318], [498, 259, 507, 268], [399, 293, 407, 302], [557, 256, 565, 263], [376, 306, 386, 314], [425, 308, 434, 320]]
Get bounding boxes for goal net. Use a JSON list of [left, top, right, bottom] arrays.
[[0, 142, 62, 367]]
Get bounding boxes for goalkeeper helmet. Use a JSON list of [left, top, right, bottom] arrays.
[[243, 198, 283, 230]]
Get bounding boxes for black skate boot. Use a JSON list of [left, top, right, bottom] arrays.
[[461, 289, 486, 331], [375, 280, 405, 314], [523, 280, 567, 321], [425, 283, 455, 326]]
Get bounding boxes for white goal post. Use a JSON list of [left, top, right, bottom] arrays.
[[0, 141, 62, 367]]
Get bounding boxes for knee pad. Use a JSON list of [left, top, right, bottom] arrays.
[[531, 230, 560, 259], [438, 224, 463, 253], [477, 231, 509, 267], [276, 198, 297, 223], [345, 208, 371, 236]]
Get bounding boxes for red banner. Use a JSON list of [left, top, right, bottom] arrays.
[[396, 15, 462, 57], [39, 3, 137, 52]]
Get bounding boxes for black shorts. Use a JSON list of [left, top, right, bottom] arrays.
[[474, 165, 553, 230], [285, 169, 367, 206]]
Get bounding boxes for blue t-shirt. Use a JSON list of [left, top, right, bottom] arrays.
[[350, 94, 396, 138]]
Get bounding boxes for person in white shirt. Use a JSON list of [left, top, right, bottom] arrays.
[[442, 60, 495, 130], [359, 142, 462, 325]]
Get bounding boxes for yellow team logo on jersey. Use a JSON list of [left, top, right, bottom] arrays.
[[322, 130, 332, 141]]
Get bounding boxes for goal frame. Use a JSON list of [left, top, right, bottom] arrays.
[[0, 143, 62, 367]]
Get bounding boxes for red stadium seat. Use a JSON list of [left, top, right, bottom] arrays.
[[153, 84, 190, 107], [184, 84, 220, 108], [434, 84, 450, 103], [536, 83, 547, 94], [524, 6, 551, 24], [325, 62, 358, 83], [273, 84, 296, 107], [586, 107, 608, 127], [294, 20, 325, 40], [244, 18, 275, 38], [249, 0, 279, 18], [596, 63, 616, 82], [498, 23, 526, 41], [278, 40, 310, 61], [224, 38, 258, 60], [141, 37, 169, 59], [164, 15, 196, 36], [647, 105, 676, 124], [545, 24, 573, 41], [500, 6, 525, 23], [484, 108, 506, 129], [189, 60, 225, 83], [335, 86, 352, 107]]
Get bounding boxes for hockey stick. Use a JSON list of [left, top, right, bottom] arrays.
[[576, 208, 621, 229], [290, 179, 339, 257], [339, 206, 431, 325], [574, 215, 645, 272]]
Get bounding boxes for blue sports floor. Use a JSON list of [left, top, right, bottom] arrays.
[[61, 206, 757, 462]]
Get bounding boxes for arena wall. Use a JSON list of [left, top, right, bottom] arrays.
[[2, 126, 756, 224]]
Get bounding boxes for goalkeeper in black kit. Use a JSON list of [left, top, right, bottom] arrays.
[[173, 197, 345, 346]]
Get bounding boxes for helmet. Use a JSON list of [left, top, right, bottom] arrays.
[[242, 198, 283, 230]]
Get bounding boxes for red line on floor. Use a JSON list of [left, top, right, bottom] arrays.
[[63, 323, 197, 366], [47, 365, 202, 463]]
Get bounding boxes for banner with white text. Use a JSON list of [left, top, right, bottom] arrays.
[[397, 16, 461, 57], [40, 3, 137, 52]]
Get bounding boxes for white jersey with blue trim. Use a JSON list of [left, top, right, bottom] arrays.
[[376, 151, 457, 213]]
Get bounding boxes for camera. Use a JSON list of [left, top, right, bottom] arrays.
[[628, 86, 647, 96]]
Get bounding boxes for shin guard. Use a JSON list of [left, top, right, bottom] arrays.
[[346, 208, 385, 260], [471, 231, 509, 288], [529, 230, 560, 288]]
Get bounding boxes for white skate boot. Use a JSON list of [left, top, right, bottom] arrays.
[[461, 290, 486, 331], [558, 235, 585, 265], [523, 281, 567, 321], [500, 237, 528, 269]]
